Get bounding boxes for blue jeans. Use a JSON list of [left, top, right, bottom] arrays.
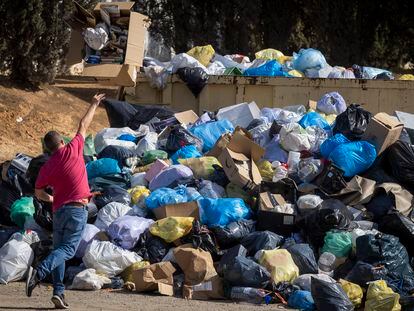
[[36, 205, 87, 296]]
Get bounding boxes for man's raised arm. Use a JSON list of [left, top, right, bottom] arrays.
[[77, 93, 106, 138]]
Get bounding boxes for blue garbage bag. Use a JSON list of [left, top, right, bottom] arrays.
[[263, 135, 288, 163], [117, 134, 137, 142], [170, 145, 202, 164], [86, 158, 121, 180], [317, 92, 347, 115], [293, 48, 327, 72], [329, 141, 377, 177], [320, 134, 350, 158], [298, 112, 331, 132], [288, 290, 316, 311], [352, 64, 393, 79], [198, 198, 252, 227], [145, 187, 187, 210], [244, 60, 287, 77], [189, 119, 234, 152]]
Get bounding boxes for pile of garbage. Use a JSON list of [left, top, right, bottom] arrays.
[[142, 45, 414, 94], [2, 92, 414, 310]]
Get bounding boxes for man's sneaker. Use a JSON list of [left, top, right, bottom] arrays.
[[25, 266, 40, 297], [51, 294, 69, 309]]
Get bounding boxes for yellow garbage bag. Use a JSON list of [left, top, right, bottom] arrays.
[[288, 70, 303, 77], [187, 45, 215, 67], [257, 160, 274, 181], [365, 280, 401, 311], [339, 279, 363, 307], [178, 157, 221, 179], [150, 217, 194, 243], [255, 48, 284, 60], [121, 261, 150, 283], [259, 249, 299, 283], [128, 186, 150, 205], [399, 74, 414, 80]]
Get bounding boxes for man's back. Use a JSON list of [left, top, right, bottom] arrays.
[[36, 134, 90, 212]]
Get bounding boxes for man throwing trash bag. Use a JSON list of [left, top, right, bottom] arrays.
[[25, 93, 106, 309]]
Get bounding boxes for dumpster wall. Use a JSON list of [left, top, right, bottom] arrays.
[[124, 74, 414, 114]]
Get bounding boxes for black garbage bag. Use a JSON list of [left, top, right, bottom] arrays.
[[94, 185, 131, 209], [135, 230, 171, 264], [286, 243, 318, 274], [222, 256, 271, 288], [177, 67, 208, 97], [218, 245, 248, 275], [165, 125, 203, 152], [209, 164, 230, 187], [212, 219, 256, 249], [379, 212, 414, 258], [385, 141, 414, 191], [246, 118, 266, 131], [33, 198, 53, 232], [260, 179, 298, 203], [26, 154, 49, 189], [103, 99, 139, 128], [333, 103, 372, 140], [0, 182, 21, 226], [89, 174, 131, 192], [373, 72, 394, 80], [183, 220, 219, 256], [365, 189, 395, 222], [30, 239, 53, 268], [103, 276, 124, 289], [297, 199, 353, 248], [345, 261, 387, 287], [128, 106, 175, 131], [241, 231, 284, 256], [272, 282, 300, 301], [97, 145, 137, 168], [86, 203, 98, 224], [0, 227, 19, 248], [311, 277, 354, 311], [315, 162, 348, 195]]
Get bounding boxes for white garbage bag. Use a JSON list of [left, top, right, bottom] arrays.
[[94, 202, 132, 231], [76, 224, 100, 258], [0, 238, 34, 284], [168, 53, 207, 74], [297, 194, 323, 212], [83, 240, 142, 277], [70, 268, 111, 290], [135, 132, 158, 157], [107, 215, 154, 250], [83, 23, 109, 51], [130, 172, 148, 188], [94, 126, 149, 154], [279, 123, 311, 152]]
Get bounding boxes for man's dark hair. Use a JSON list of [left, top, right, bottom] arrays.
[[44, 131, 63, 153]]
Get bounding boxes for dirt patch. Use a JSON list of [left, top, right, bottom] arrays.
[[0, 78, 116, 162]]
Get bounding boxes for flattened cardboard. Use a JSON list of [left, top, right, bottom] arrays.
[[183, 275, 225, 300], [174, 110, 199, 125], [206, 127, 252, 158], [82, 64, 137, 86], [132, 261, 175, 295], [153, 201, 200, 220], [362, 112, 403, 155], [259, 192, 287, 211]]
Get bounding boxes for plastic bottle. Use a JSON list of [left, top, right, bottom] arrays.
[[287, 151, 301, 173], [318, 252, 336, 277], [230, 287, 267, 304]]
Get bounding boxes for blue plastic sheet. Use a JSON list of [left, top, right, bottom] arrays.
[[117, 134, 137, 142], [317, 92, 347, 115], [244, 60, 287, 77], [170, 145, 202, 164], [288, 290, 316, 311], [293, 48, 327, 72], [320, 134, 350, 158], [189, 119, 234, 152], [329, 141, 377, 177], [198, 198, 252, 227], [86, 158, 121, 180], [145, 187, 187, 210], [298, 112, 331, 132]]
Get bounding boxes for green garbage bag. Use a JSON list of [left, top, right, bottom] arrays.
[[42, 134, 95, 156], [321, 231, 352, 258], [141, 150, 168, 165], [10, 197, 35, 228]]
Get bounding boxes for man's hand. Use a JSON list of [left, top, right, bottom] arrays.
[[92, 93, 106, 106]]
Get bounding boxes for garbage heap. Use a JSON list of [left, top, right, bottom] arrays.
[[2, 92, 414, 310], [142, 45, 414, 93]]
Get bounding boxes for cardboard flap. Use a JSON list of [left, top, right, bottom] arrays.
[[374, 113, 404, 129], [94, 2, 135, 15], [228, 132, 265, 161], [174, 110, 199, 125], [226, 149, 250, 162], [124, 12, 149, 66]]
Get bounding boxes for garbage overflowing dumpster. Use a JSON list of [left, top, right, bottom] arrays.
[[2, 91, 414, 310]]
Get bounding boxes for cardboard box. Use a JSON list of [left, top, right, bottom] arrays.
[[362, 112, 403, 155], [70, 2, 149, 86], [217, 130, 264, 191], [145, 159, 169, 182], [156, 110, 200, 139], [183, 276, 225, 300], [132, 262, 175, 296], [152, 201, 199, 220]]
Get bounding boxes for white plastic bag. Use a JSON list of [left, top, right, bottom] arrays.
[[297, 194, 323, 212], [95, 126, 149, 154], [130, 172, 148, 188], [279, 123, 311, 152], [297, 158, 324, 182], [94, 202, 132, 231], [83, 23, 109, 51], [76, 224, 100, 258], [83, 240, 142, 277], [293, 273, 335, 292], [70, 268, 111, 290], [135, 132, 158, 157], [144, 65, 170, 90], [272, 161, 288, 182], [107, 215, 154, 250], [206, 61, 226, 75], [0, 238, 34, 284], [168, 53, 207, 73]]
